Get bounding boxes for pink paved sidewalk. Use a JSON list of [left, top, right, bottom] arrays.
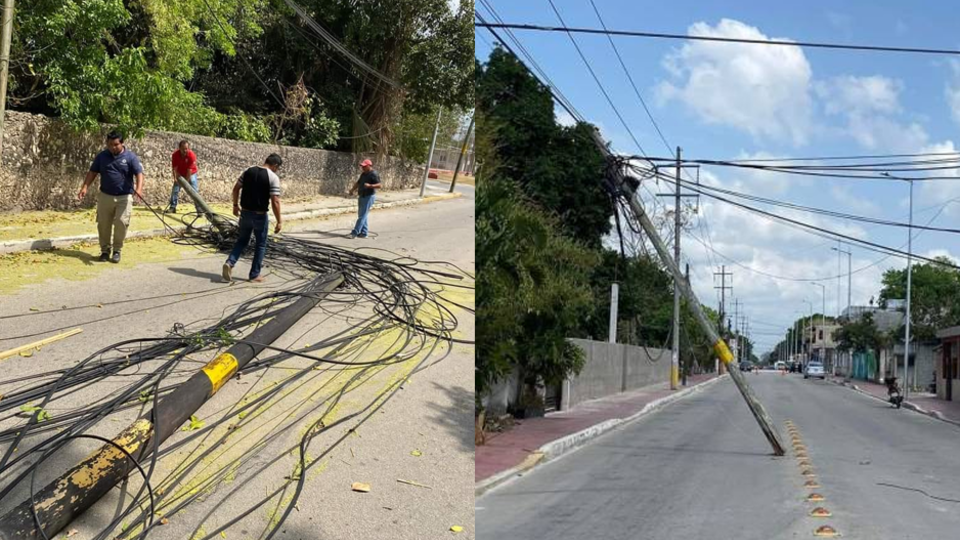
[[476, 374, 718, 483], [832, 376, 960, 424]]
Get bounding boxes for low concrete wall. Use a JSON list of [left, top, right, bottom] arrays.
[[0, 111, 423, 211], [563, 339, 672, 409]]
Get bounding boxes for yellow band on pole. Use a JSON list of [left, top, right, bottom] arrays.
[[202, 353, 238, 395], [713, 339, 735, 365]]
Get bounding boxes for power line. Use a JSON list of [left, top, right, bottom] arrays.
[[545, 0, 648, 156], [280, 0, 399, 88], [475, 22, 960, 57], [585, 0, 720, 282]]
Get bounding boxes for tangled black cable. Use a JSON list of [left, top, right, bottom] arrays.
[[0, 203, 474, 539]]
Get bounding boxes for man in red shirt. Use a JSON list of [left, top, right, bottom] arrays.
[[166, 139, 199, 213]]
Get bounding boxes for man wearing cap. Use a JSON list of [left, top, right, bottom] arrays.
[[222, 153, 283, 283], [166, 139, 199, 213], [77, 131, 145, 264], [347, 158, 381, 238]]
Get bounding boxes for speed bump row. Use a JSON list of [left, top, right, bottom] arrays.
[[785, 421, 840, 537]]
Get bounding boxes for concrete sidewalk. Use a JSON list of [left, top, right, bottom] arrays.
[[830, 376, 960, 426], [476, 373, 726, 496], [0, 187, 460, 254]]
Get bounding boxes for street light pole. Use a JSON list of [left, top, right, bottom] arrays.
[[802, 300, 813, 364], [813, 282, 826, 370], [832, 244, 852, 376], [905, 178, 914, 397], [882, 172, 915, 399]]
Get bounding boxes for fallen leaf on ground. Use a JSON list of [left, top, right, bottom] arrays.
[[351, 482, 371, 493], [29, 307, 39, 312], [451, 525, 463, 533], [411, 450, 422, 457], [66, 529, 78, 537], [18, 350, 33, 358], [180, 415, 205, 431]]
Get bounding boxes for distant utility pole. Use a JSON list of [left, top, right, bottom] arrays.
[[683, 262, 690, 386], [713, 265, 733, 373], [0, 0, 15, 159], [656, 147, 698, 390], [609, 282, 619, 343], [449, 114, 475, 193], [419, 108, 442, 198]]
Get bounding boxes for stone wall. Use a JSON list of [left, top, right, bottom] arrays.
[[0, 111, 423, 211], [563, 339, 672, 410]]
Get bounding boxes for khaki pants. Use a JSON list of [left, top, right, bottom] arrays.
[[97, 192, 133, 253]]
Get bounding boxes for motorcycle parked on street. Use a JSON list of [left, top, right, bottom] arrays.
[[886, 376, 904, 409]]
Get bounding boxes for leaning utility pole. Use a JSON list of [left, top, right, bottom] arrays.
[[0, 274, 344, 539], [0, 0, 15, 159], [615, 164, 785, 455]]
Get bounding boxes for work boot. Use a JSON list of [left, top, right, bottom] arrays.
[[222, 263, 232, 283], [111, 251, 121, 264], [99, 252, 110, 262]]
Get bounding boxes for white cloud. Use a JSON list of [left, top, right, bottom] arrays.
[[924, 249, 960, 264], [945, 60, 960, 126], [830, 185, 880, 216], [555, 110, 576, 127], [655, 19, 814, 145], [816, 75, 930, 152], [818, 75, 902, 115], [916, 140, 960, 219]]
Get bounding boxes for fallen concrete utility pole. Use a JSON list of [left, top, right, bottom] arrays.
[[0, 272, 343, 540], [174, 175, 233, 235], [615, 162, 785, 456]]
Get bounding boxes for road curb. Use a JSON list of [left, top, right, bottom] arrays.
[[829, 377, 960, 428], [0, 193, 462, 255], [475, 374, 729, 497]]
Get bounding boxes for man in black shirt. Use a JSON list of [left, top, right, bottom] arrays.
[[222, 154, 283, 283], [347, 158, 381, 238]]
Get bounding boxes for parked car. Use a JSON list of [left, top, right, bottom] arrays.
[[804, 361, 826, 380], [774, 361, 786, 371]]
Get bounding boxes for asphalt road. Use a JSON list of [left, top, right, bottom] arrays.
[[477, 373, 960, 540], [0, 196, 474, 540], [425, 179, 474, 200]]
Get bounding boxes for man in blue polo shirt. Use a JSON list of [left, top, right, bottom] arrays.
[[77, 131, 145, 263]]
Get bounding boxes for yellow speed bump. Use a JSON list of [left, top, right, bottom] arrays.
[[807, 493, 826, 502], [810, 507, 833, 518], [804, 479, 821, 488], [814, 525, 840, 537], [796, 452, 809, 459], [798, 460, 812, 468], [801, 469, 817, 477]]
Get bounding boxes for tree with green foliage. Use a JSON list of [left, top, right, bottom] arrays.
[[835, 312, 888, 356], [878, 257, 960, 341], [477, 47, 613, 246], [476, 172, 597, 399], [11, 0, 473, 154]]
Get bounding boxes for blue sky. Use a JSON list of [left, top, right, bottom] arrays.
[[476, 0, 960, 353]]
